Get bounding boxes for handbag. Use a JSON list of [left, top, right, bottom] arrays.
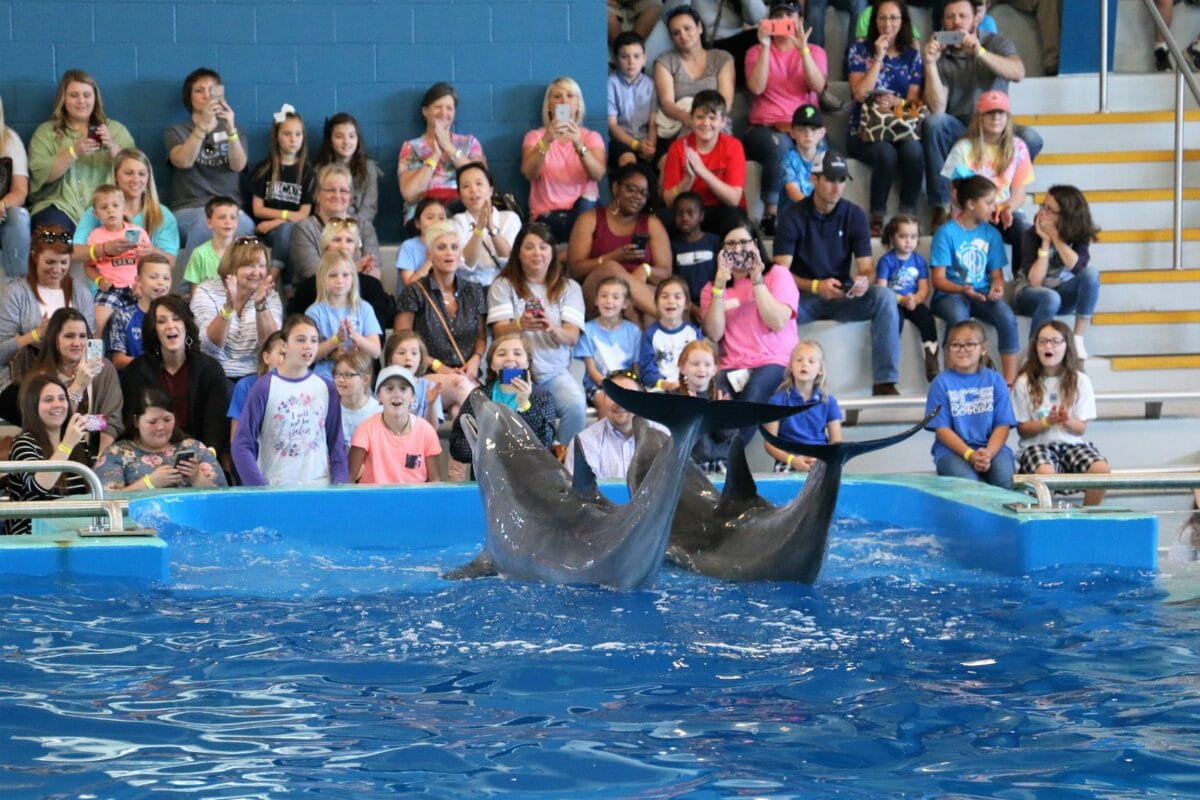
[[858, 97, 927, 144], [492, 191, 525, 223]]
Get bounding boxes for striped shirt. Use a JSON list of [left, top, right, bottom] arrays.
[[191, 278, 284, 379], [4, 433, 90, 535]]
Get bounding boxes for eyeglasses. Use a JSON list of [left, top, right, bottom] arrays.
[[1039, 203, 1060, 215], [948, 341, 983, 351], [1036, 337, 1066, 347], [332, 371, 361, 380], [723, 238, 755, 248], [234, 236, 262, 246], [35, 230, 72, 244], [321, 186, 352, 196]]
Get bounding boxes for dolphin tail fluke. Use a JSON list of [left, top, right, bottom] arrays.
[[604, 379, 799, 439], [761, 407, 939, 466], [719, 434, 759, 504]]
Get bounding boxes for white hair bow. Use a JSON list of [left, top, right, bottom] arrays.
[[273, 103, 296, 124]]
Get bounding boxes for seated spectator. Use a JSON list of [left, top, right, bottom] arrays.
[[847, 0, 925, 236], [1011, 321, 1110, 506], [922, 0, 1041, 230], [772, 151, 902, 395], [521, 77, 607, 244], [607, 32, 660, 172], [3, 374, 91, 534], [0, 94, 32, 278], [568, 164, 671, 318], [654, 6, 735, 147], [452, 162, 521, 288], [763, 339, 843, 472], [991, 0, 1060, 75], [348, 366, 442, 484], [701, 220, 799, 442], [917, 0, 998, 36], [670, 192, 720, 307], [28, 70, 134, 234], [396, 198, 449, 288], [182, 196, 240, 290], [1011, 185, 1100, 358], [250, 106, 314, 284], [876, 214, 940, 382], [925, 318, 1016, 488], [564, 369, 651, 479], [929, 174, 1019, 384], [94, 385, 227, 492], [398, 83, 485, 221], [487, 223, 587, 444], [107, 254, 174, 370], [82, 184, 150, 337], [661, 0, 766, 87], [661, 90, 747, 235], [574, 276, 642, 412], [122, 295, 232, 468], [744, 2, 828, 233], [382, 330, 445, 430], [314, 112, 381, 226], [639, 276, 702, 391], [781, 104, 828, 215], [306, 250, 383, 380], [165, 68, 254, 276], [332, 350, 381, 453], [609, 0, 662, 44]]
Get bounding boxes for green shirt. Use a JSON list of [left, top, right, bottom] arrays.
[[28, 119, 135, 222], [184, 239, 222, 285]]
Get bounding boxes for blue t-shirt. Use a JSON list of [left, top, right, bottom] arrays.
[[228, 371, 266, 420], [876, 250, 930, 297], [780, 141, 827, 214], [671, 232, 719, 305], [638, 320, 703, 387], [106, 303, 145, 358], [574, 319, 642, 391], [774, 197, 872, 282], [924, 367, 1016, 464], [304, 301, 384, 378], [395, 238, 427, 275], [931, 219, 1006, 294], [769, 386, 843, 446]]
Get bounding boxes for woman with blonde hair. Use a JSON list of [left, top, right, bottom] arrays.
[[0, 94, 33, 277]]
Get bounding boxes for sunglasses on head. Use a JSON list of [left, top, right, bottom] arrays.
[[35, 230, 72, 245], [233, 236, 262, 246], [327, 217, 359, 228], [606, 368, 639, 382]]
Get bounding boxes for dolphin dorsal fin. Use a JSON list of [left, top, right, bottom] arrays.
[[719, 433, 758, 503], [572, 437, 599, 493]]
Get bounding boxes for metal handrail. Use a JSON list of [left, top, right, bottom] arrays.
[[1014, 471, 1200, 510], [838, 389, 1200, 425], [0, 499, 128, 533], [0, 459, 109, 531]]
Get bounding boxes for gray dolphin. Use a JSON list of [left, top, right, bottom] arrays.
[[626, 410, 936, 583], [447, 380, 798, 591]]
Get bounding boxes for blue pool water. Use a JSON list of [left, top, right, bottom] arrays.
[[2, 511, 1198, 799]]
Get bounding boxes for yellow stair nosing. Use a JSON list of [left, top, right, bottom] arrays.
[[1092, 310, 1200, 325], [1109, 354, 1200, 371], [1100, 269, 1200, 284], [1032, 188, 1200, 203], [1097, 229, 1200, 243], [1038, 150, 1200, 165], [1015, 111, 1200, 126]]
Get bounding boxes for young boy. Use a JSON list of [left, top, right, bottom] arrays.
[[661, 90, 746, 234], [781, 104, 828, 214], [85, 184, 151, 336], [669, 192, 720, 308], [107, 254, 174, 370], [348, 366, 442, 484], [183, 195, 241, 289], [606, 31, 658, 172]]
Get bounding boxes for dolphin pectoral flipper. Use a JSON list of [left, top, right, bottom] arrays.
[[443, 552, 498, 580], [760, 407, 939, 466], [571, 436, 599, 494]]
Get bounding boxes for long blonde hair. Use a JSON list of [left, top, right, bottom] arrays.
[[776, 339, 827, 394], [540, 77, 585, 127], [314, 249, 361, 310], [966, 106, 1015, 177], [51, 69, 107, 135], [113, 149, 164, 238]]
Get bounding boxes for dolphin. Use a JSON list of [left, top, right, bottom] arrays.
[[447, 380, 798, 591], [626, 410, 937, 583]]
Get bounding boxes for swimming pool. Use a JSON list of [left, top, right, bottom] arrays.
[[1, 482, 1195, 797]]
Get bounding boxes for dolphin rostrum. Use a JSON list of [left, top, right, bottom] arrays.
[[447, 380, 798, 591]]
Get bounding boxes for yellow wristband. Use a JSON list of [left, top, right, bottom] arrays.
[[218, 306, 234, 320], [143, 475, 155, 489], [518, 401, 532, 413], [424, 157, 438, 168], [330, 334, 341, 347], [1037, 248, 1050, 258], [977, 46, 987, 56], [89, 244, 97, 261], [281, 210, 289, 221], [711, 287, 724, 297], [786, 454, 795, 468], [801, 47, 811, 56], [431, 359, 443, 372], [642, 263, 652, 279], [962, 448, 975, 462], [1042, 416, 1051, 428], [631, 138, 640, 151], [515, 318, 522, 330], [57, 442, 73, 455], [655, 379, 665, 390], [227, 131, 239, 142], [68, 145, 77, 159], [30, 328, 40, 344], [811, 279, 819, 294]]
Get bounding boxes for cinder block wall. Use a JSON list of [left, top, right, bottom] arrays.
[[0, 1, 608, 241]]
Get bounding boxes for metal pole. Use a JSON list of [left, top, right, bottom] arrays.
[[1175, 69, 1185, 271], [1099, 0, 1109, 113]]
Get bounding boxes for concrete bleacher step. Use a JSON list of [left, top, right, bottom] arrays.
[[1016, 111, 1200, 153], [1088, 310, 1200, 355], [1098, 269, 1200, 312]]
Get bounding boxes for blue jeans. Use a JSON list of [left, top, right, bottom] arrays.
[[174, 205, 256, 285], [540, 371, 587, 445], [796, 285, 901, 383], [1013, 267, 1100, 334], [932, 292, 1020, 354], [717, 363, 785, 443], [743, 126, 794, 207], [935, 447, 1015, 489], [805, 0, 868, 48], [847, 136, 925, 216], [922, 114, 1045, 208], [0, 207, 32, 278], [536, 197, 598, 245]]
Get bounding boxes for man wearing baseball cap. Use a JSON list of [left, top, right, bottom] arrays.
[[773, 150, 902, 396]]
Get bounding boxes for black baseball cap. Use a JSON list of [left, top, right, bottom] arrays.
[[812, 150, 852, 181], [791, 104, 825, 128]]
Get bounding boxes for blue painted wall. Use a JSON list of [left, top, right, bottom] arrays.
[[0, 1, 609, 241]]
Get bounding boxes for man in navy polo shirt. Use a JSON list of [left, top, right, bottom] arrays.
[[772, 150, 901, 396]]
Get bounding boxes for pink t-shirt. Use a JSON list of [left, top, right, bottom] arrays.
[[700, 264, 799, 370], [524, 127, 605, 219], [745, 43, 828, 126], [351, 413, 442, 485], [86, 223, 150, 288]]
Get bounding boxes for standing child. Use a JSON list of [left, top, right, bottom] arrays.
[[575, 275, 642, 415], [396, 198, 449, 288], [930, 174, 1020, 385], [781, 104, 828, 215], [305, 250, 383, 379], [925, 319, 1016, 489], [85, 184, 151, 336], [232, 314, 348, 486], [332, 350, 382, 453], [763, 339, 843, 473], [670, 191, 720, 308], [639, 276, 702, 391], [876, 214, 939, 382], [108, 254, 173, 370], [607, 31, 659, 172], [1011, 320, 1110, 506], [349, 366, 442, 484], [382, 330, 444, 429], [661, 90, 747, 234], [250, 105, 314, 285], [182, 196, 241, 291], [227, 331, 284, 446], [314, 112, 381, 225], [673, 339, 732, 473]]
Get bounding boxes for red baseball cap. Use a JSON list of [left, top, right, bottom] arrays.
[[976, 90, 1011, 114]]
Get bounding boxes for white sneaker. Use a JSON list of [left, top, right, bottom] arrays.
[[1074, 335, 1089, 359]]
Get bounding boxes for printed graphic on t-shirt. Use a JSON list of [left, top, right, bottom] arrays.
[[196, 139, 229, 169], [953, 236, 991, 288], [888, 263, 921, 295], [265, 180, 303, 207], [271, 391, 325, 458], [949, 384, 994, 417]]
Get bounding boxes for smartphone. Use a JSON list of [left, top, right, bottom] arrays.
[[82, 414, 107, 433], [725, 249, 753, 272], [124, 228, 141, 243], [765, 18, 796, 37], [210, 84, 225, 104], [86, 338, 105, 363], [173, 449, 197, 467], [934, 30, 965, 46], [554, 103, 571, 125], [500, 368, 528, 388], [630, 233, 650, 250], [525, 297, 545, 317], [87, 124, 102, 143]]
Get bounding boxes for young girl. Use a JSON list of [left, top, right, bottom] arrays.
[[448, 331, 557, 470], [638, 276, 702, 392], [396, 198, 448, 287], [763, 340, 843, 473], [1013, 185, 1102, 359], [1011, 320, 1110, 506], [227, 331, 284, 445], [232, 314, 347, 486], [305, 250, 383, 379], [348, 365, 442, 484], [925, 319, 1016, 489], [674, 339, 732, 474], [575, 275, 641, 415], [250, 105, 314, 282], [930, 174, 1020, 385], [382, 330, 443, 428], [876, 214, 939, 382], [332, 349, 381, 452], [314, 112, 381, 225]]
